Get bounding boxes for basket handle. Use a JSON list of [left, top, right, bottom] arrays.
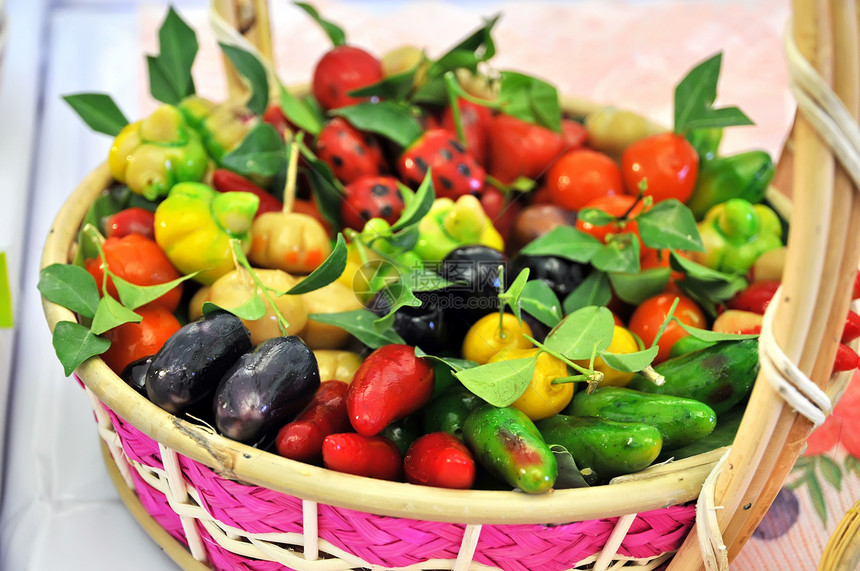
[[669, 0, 860, 568], [210, 0, 275, 100]]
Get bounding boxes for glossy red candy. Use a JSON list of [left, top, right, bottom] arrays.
[[322, 433, 403, 481], [276, 380, 350, 462], [312, 45, 384, 110], [403, 432, 476, 489], [346, 344, 435, 436], [399, 129, 486, 200], [341, 175, 405, 231]]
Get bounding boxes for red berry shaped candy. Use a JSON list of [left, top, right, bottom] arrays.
[[341, 176, 405, 231], [312, 45, 384, 111], [316, 117, 388, 185], [398, 129, 485, 200]]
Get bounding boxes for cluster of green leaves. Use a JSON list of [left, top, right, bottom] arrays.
[[791, 454, 860, 526], [519, 195, 721, 309], [39, 226, 197, 375]]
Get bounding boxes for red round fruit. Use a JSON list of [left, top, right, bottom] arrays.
[[546, 149, 625, 211], [621, 132, 699, 203], [101, 305, 181, 374], [628, 292, 707, 364], [312, 45, 384, 110], [341, 176, 405, 231]]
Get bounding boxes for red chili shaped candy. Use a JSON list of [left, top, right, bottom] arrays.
[[276, 380, 350, 462], [404, 432, 476, 489], [322, 433, 402, 481], [346, 344, 435, 436]]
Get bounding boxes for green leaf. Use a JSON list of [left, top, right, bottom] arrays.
[[805, 471, 829, 525], [285, 234, 348, 294], [331, 102, 425, 148], [222, 122, 286, 178], [675, 323, 758, 342], [148, 7, 198, 104], [550, 444, 592, 489], [845, 455, 860, 477], [202, 295, 267, 321], [414, 346, 477, 372], [637, 200, 704, 251], [608, 267, 671, 305], [308, 309, 406, 348], [544, 305, 615, 360], [818, 455, 843, 492], [63, 93, 129, 137], [454, 355, 537, 407], [498, 71, 561, 132], [372, 281, 422, 331], [219, 43, 269, 116], [441, 14, 499, 67], [38, 264, 101, 319], [591, 233, 640, 274], [112, 273, 197, 310], [391, 170, 436, 231], [599, 346, 659, 373], [294, 2, 346, 46], [563, 271, 612, 314], [52, 321, 111, 376], [519, 225, 603, 264], [520, 280, 563, 328], [674, 52, 753, 134], [578, 207, 616, 227], [401, 268, 454, 292], [279, 83, 323, 135], [348, 68, 421, 101], [300, 149, 345, 228], [90, 295, 142, 336], [502, 268, 530, 321]]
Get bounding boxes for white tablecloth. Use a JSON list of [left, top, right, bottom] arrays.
[[0, 1, 800, 569]]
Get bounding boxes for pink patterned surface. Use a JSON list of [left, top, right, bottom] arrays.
[[107, 404, 695, 570]]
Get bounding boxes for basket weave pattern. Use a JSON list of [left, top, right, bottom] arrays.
[[96, 396, 696, 570]]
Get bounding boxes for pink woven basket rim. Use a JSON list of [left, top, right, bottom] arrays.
[[105, 403, 696, 571]]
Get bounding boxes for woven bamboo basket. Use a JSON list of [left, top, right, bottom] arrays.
[[39, 0, 860, 569]]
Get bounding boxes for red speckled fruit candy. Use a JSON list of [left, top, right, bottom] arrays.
[[316, 117, 388, 185], [341, 175, 405, 231], [399, 129, 485, 200]]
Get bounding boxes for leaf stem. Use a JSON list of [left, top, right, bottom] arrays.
[[497, 264, 507, 339], [282, 132, 304, 214], [230, 239, 291, 335], [523, 333, 603, 385], [639, 365, 666, 386], [651, 296, 680, 348], [441, 71, 503, 110], [443, 72, 467, 145]]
